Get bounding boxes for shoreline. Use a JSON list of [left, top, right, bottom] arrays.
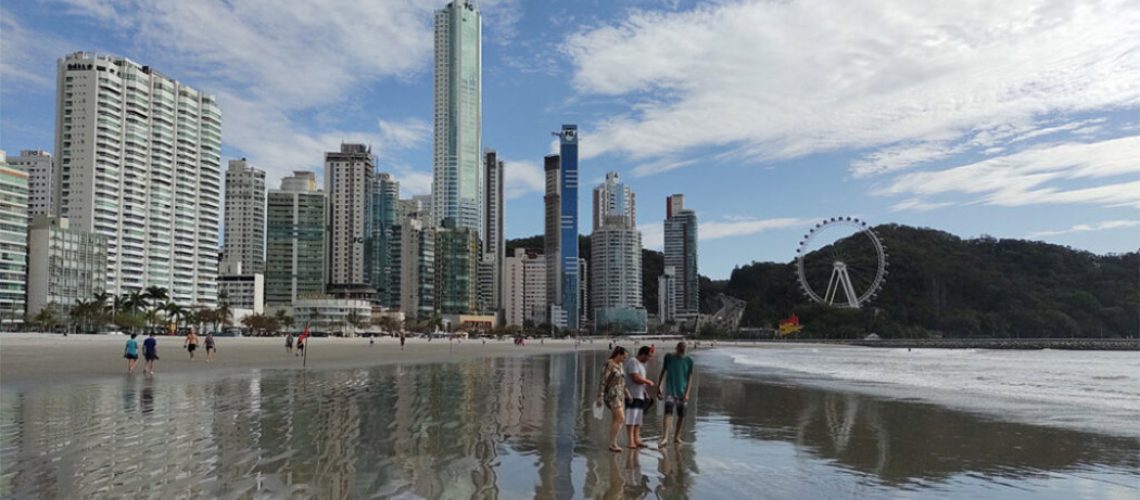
[[713, 337, 1140, 351], [0, 332, 607, 388]]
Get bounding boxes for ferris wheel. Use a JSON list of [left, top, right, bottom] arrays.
[[795, 217, 888, 308]]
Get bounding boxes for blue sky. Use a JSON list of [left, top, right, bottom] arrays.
[[2, 0, 1138, 279]]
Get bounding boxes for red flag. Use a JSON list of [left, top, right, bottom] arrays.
[[299, 323, 310, 343]]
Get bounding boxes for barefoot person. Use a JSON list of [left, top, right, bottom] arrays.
[[124, 333, 140, 374], [285, 333, 294, 355], [624, 346, 655, 449], [204, 333, 216, 362], [597, 347, 629, 453], [184, 328, 200, 360], [143, 332, 159, 375], [657, 341, 694, 447]]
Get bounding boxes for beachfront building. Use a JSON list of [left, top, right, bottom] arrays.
[[543, 154, 561, 314], [503, 248, 547, 327], [325, 144, 375, 289], [222, 159, 266, 274], [592, 171, 635, 232], [590, 193, 645, 334], [54, 52, 222, 306], [664, 194, 699, 324], [265, 172, 327, 306], [399, 218, 435, 320], [0, 152, 29, 325], [217, 260, 264, 315], [434, 218, 479, 314], [26, 216, 107, 318], [557, 125, 581, 330], [658, 266, 678, 325], [8, 150, 53, 222], [290, 297, 372, 336], [480, 149, 504, 313], [366, 172, 400, 307], [431, 0, 483, 236]]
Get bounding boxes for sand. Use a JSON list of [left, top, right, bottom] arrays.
[[0, 332, 607, 387]]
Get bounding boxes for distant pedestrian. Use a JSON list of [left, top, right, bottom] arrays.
[[184, 328, 199, 360], [657, 341, 694, 447], [124, 333, 140, 375], [205, 333, 216, 362], [285, 333, 294, 355], [143, 332, 159, 375], [296, 336, 304, 357], [624, 346, 655, 449], [598, 346, 630, 453], [400, 333, 406, 351], [370, 335, 375, 347]]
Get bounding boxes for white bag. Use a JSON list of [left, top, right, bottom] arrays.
[[592, 400, 605, 420]]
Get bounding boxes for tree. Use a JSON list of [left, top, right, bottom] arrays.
[[242, 314, 280, 336], [164, 302, 185, 332], [374, 316, 401, 335], [32, 304, 62, 332]]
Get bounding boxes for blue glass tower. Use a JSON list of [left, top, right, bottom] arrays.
[[558, 124, 580, 330]]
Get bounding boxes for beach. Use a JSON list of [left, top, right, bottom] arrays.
[[1, 336, 1137, 498]]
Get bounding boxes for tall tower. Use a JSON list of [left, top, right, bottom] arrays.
[[481, 149, 504, 312], [367, 172, 400, 306], [558, 125, 580, 330], [432, 1, 483, 235], [223, 159, 266, 274], [265, 172, 326, 306], [543, 154, 561, 308], [592, 171, 635, 231], [54, 52, 222, 306], [9, 150, 53, 222], [0, 152, 28, 325], [325, 144, 375, 287], [664, 194, 699, 322]]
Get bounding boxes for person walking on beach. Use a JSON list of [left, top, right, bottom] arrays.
[[124, 333, 140, 375], [184, 328, 200, 360], [296, 335, 305, 357], [598, 346, 630, 453], [285, 333, 294, 355], [143, 332, 159, 375], [204, 333, 216, 362], [400, 332, 406, 351], [657, 341, 695, 447], [624, 346, 655, 449]]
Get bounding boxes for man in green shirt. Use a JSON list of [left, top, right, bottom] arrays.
[[656, 341, 694, 447]]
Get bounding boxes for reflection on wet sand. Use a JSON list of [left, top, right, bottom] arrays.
[[1, 351, 1136, 498]]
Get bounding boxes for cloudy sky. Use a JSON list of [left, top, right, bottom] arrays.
[[3, 0, 1138, 278]]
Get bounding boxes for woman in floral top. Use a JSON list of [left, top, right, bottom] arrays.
[[598, 346, 630, 452]]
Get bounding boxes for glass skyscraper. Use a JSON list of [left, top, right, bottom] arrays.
[[558, 125, 580, 330], [432, 1, 483, 236]]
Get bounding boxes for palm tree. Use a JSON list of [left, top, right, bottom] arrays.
[[124, 291, 148, 314], [164, 302, 185, 333]]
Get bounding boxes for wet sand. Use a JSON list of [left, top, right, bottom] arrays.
[[0, 332, 606, 387]]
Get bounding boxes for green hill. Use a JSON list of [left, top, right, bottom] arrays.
[[508, 224, 1138, 338]]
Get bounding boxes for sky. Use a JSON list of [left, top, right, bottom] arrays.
[[2, 0, 1138, 279]]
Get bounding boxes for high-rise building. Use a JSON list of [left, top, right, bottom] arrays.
[[557, 125, 581, 330], [543, 154, 561, 310], [664, 194, 699, 322], [223, 159, 266, 274], [590, 216, 645, 333], [26, 216, 107, 318], [432, 1, 483, 235], [399, 218, 435, 319], [434, 218, 478, 314], [658, 266, 677, 324], [0, 151, 28, 325], [592, 171, 635, 231], [481, 149, 504, 312], [9, 150, 53, 221], [503, 248, 546, 327], [54, 52, 222, 306], [367, 172, 400, 307], [265, 172, 327, 306], [325, 143, 374, 287]]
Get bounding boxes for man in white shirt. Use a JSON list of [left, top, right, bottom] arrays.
[[623, 346, 656, 449]]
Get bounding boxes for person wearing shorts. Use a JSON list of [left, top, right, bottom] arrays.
[[205, 333, 216, 362], [285, 333, 294, 354], [597, 347, 629, 453], [124, 333, 140, 375], [143, 332, 159, 375], [657, 341, 694, 447], [623, 346, 655, 449], [184, 329, 199, 360]]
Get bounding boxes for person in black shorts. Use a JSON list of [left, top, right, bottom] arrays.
[[184, 328, 200, 360], [143, 332, 159, 375], [205, 333, 216, 362]]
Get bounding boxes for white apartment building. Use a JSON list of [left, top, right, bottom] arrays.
[[325, 144, 374, 286], [592, 171, 635, 231], [9, 150, 53, 221], [54, 52, 222, 306], [218, 272, 264, 315], [503, 248, 547, 326], [223, 159, 266, 274]]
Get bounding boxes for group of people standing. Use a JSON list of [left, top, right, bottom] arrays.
[[123, 328, 217, 375], [597, 341, 694, 452]]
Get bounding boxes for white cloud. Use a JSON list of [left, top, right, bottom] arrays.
[[565, 0, 1140, 177], [0, 9, 75, 89], [377, 118, 431, 151], [1027, 220, 1140, 238], [890, 199, 954, 212], [881, 136, 1140, 208], [502, 159, 545, 199], [639, 223, 663, 250], [701, 217, 807, 241]]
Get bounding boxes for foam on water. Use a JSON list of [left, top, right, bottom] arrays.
[[720, 345, 1140, 437]]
